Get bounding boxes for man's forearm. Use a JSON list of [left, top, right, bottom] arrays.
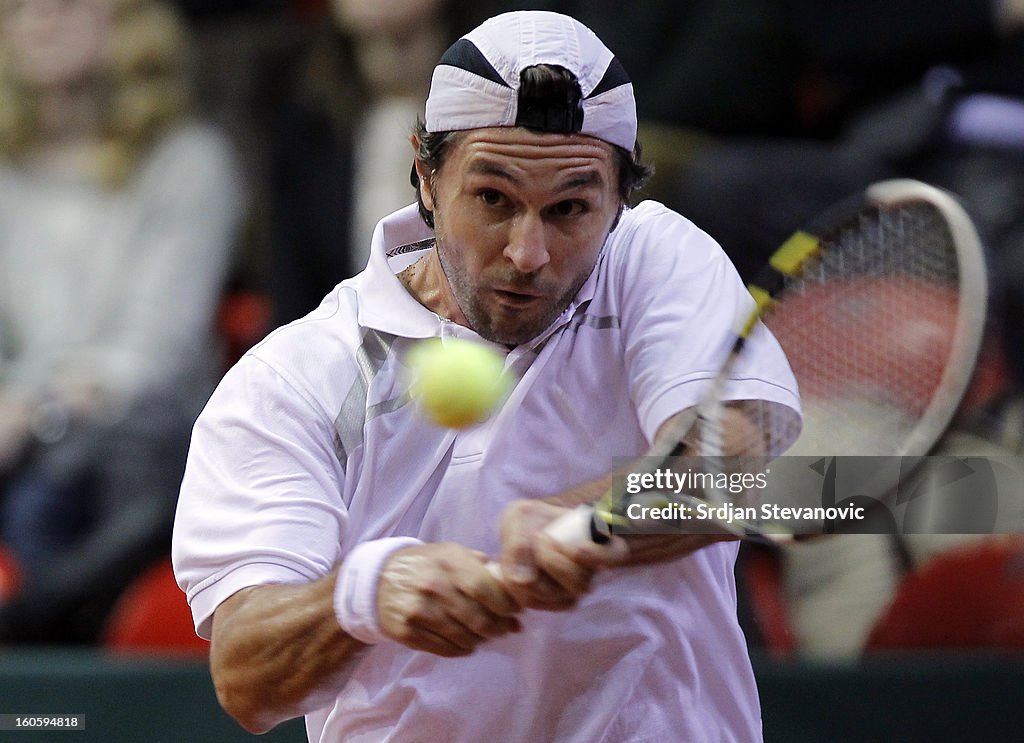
[[526, 474, 731, 570], [528, 407, 748, 567], [209, 568, 364, 734]]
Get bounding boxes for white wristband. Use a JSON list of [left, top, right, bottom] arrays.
[[334, 537, 423, 644]]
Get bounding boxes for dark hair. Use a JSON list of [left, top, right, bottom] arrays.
[[411, 64, 652, 228]]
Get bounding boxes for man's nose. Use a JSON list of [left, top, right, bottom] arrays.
[[503, 212, 550, 274]]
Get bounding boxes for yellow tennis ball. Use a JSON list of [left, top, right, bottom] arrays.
[[408, 338, 511, 429]]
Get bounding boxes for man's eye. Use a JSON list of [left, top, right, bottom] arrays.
[[479, 190, 505, 206], [551, 200, 586, 217]]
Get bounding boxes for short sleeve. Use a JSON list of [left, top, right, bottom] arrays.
[[172, 353, 348, 638], [614, 202, 801, 454]]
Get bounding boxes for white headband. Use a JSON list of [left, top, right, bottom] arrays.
[[424, 11, 638, 152]]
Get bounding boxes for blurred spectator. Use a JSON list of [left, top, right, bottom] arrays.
[[775, 453, 1024, 659], [260, 0, 487, 324], [0, 0, 245, 643], [738, 339, 1024, 660], [740, 303, 1024, 659]]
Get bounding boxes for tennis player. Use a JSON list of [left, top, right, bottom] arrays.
[[173, 10, 800, 741]]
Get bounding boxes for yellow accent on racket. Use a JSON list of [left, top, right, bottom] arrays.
[[770, 231, 821, 275]]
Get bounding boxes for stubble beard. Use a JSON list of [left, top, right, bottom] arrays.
[[435, 241, 593, 347]]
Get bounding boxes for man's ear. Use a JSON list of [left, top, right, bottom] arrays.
[[410, 135, 435, 212]]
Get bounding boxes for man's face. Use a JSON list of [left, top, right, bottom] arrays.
[[419, 127, 622, 346], [1, 0, 113, 90]]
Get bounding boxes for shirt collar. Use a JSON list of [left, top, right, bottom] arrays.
[[352, 204, 441, 338]]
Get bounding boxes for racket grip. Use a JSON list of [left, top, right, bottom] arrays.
[[485, 505, 609, 580], [544, 504, 609, 546]]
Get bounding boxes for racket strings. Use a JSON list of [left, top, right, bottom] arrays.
[[768, 202, 964, 457]]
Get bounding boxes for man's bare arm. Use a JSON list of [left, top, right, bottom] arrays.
[[210, 543, 521, 734], [210, 569, 361, 734]]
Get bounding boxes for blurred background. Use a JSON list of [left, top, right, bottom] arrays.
[[0, 1, 1022, 740]]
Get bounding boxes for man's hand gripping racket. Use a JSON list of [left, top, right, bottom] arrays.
[[499, 178, 988, 562]]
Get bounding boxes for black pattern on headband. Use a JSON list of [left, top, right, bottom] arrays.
[[436, 39, 509, 88], [588, 56, 631, 98]]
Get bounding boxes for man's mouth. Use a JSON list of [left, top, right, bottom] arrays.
[[492, 288, 543, 308]]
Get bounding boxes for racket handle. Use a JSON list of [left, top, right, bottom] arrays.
[[485, 505, 609, 580], [544, 504, 609, 546]]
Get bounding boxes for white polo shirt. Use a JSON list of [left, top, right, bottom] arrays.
[[173, 201, 800, 743]]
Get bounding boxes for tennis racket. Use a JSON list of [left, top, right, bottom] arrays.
[[541, 178, 989, 546]]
